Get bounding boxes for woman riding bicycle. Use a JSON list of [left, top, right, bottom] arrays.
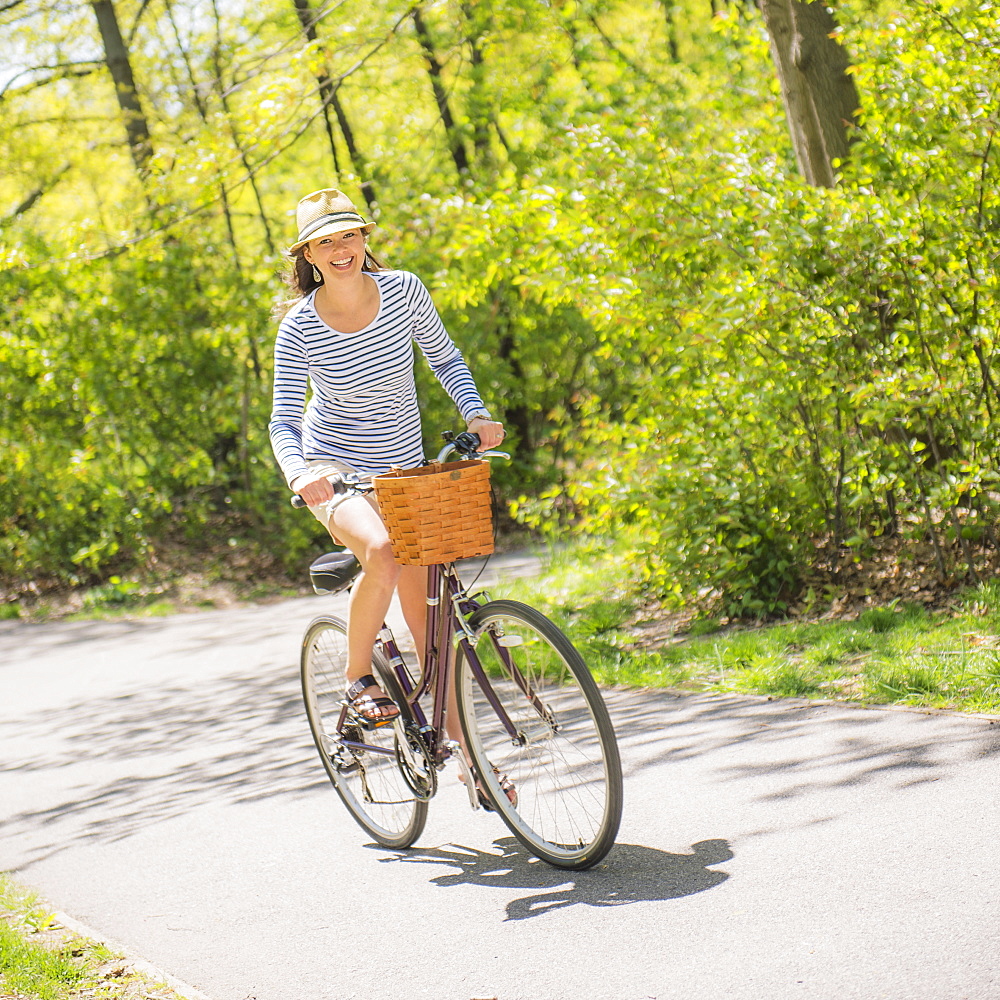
[[268, 188, 505, 728]]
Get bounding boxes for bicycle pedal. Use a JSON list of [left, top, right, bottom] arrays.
[[353, 714, 395, 732]]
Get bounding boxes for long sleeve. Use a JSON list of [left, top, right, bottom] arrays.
[[266, 272, 489, 485], [268, 314, 312, 488], [401, 272, 486, 420]]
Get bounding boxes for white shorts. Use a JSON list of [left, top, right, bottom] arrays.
[[297, 459, 379, 541]]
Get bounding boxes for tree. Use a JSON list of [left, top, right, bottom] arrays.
[[89, 0, 153, 178], [411, 4, 472, 178], [291, 0, 377, 211], [759, 0, 860, 187]]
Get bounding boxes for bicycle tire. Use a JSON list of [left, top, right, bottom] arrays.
[[455, 600, 623, 870], [300, 615, 427, 848]]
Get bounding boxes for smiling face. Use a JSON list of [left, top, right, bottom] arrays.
[[303, 228, 366, 281]]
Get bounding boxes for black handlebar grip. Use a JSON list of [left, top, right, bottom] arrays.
[[453, 430, 481, 455], [290, 472, 351, 509]]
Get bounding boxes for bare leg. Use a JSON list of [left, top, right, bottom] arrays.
[[328, 495, 401, 719], [395, 564, 427, 674], [396, 564, 467, 746], [398, 561, 511, 802], [395, 561, 514, 805]]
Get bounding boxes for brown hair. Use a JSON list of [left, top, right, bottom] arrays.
[[273, 238, 386, 319]]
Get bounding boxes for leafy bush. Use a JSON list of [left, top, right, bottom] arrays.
[[0, 241, 326, 588], [506, 4, 1000, 616], [3, 0, 998, 616]]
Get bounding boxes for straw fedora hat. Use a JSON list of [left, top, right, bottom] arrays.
[[288, 188, 376, 252]]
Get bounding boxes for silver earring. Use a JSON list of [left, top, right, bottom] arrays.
[[312, 264, 323, 283]]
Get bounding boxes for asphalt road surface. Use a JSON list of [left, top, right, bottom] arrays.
[[2, 553, 999, 1000]]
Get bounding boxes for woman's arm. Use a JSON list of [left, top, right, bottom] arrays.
[[268, 322, 314, 489], [402, 272, 504, 448]]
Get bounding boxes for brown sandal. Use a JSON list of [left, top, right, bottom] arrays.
[[476, 767, 517, 811], [345, 674, 399, 729]]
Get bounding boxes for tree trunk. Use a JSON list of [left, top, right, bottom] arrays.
[[461, 2, 493, 168], [658, 1, 680, 63], [4, 165, 70, 220], [89, 0, 152, 177], [209, 0, 276, 254], [291, 0, 341, 175], [411, 5, 471, 178], [330, 97, 377, 213], [759, 0, 860, 187], [491, 289, 532, 449], [291, 0, 377, 212], [164, 0, 242, 271]]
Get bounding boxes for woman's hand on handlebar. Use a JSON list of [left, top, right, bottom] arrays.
[[290, 473, 338, 507], [467, 416, 505, 451]]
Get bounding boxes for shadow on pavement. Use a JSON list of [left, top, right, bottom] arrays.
[[604, 687, 1000, 799], [374, 836, 733, 921], [1, 665, 321, 865], [5, 645, 1000, 867], [0, 603, 307, 660]]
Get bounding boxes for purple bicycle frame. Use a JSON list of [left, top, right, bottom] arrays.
[[335, 562, 549, 764]]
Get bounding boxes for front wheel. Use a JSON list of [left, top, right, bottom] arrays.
[[455, 600, 623, 870], [300, 615, 427, 849]]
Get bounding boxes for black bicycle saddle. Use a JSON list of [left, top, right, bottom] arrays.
[[309, 551, 362, 595]]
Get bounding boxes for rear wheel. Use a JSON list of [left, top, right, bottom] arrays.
[[300, 615, 427, 848], [455, 600, 623, 869]]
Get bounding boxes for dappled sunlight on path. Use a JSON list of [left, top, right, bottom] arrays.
[[603, 686, 1000, 804]]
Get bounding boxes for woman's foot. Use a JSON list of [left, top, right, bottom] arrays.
[[345, 673, 399, 727], [492, 768, 518, 808], [460, 765, 517, 811]]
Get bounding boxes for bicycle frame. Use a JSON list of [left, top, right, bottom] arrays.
[[331, 560, 541, 794], [299, 430, 622, 867]]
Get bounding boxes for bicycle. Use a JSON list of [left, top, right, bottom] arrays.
[[294, 431, 623, 870]]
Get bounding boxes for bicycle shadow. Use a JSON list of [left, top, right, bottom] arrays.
[[375, 837, 733, 921]]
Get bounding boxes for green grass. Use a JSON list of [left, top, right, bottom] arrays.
[[0, 874, 188, 1000], [0, 876, 88, 1000], [63, 600, 177, 622], [493, 542, 1000, 715], [0, 923, 84, 999], [14, 570, 307, 624]]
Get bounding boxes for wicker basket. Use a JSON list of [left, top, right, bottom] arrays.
[[372, 460, 494, 566]]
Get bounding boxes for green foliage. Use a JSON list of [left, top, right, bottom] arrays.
[[0, 237, 330, 586], [857, 606, 901, 633], [1, 0, 999, 615], [0, 876, 84, 1000], [0, 921, 84, 1000], [513, 1, 1000, 617], [0, 873, 183, 1000], [80, 576, 143, 609], [498, 542, 1000, 713]]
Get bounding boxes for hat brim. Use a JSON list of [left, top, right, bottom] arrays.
[[288, 218, 377, 253]]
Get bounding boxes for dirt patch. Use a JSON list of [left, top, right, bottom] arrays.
[[625, 534, 997, 651]]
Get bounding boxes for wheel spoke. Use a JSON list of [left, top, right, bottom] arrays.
[[301, 616, 427, 848], [457, 601, 623, 869]]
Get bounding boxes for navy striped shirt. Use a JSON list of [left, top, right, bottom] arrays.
[[268, 269, 486, 486]]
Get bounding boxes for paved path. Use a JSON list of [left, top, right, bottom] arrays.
[[2, 554, 999, 1000]]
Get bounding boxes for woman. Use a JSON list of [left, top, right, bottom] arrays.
[[268, 188, 505, 729]]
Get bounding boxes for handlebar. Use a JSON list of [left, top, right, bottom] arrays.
[[290, 472, 368, 509], [290, 430, 509, 508], [436, 430, 510, 464]]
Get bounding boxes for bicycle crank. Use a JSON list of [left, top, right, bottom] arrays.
[[394, 720, 437, 800]]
